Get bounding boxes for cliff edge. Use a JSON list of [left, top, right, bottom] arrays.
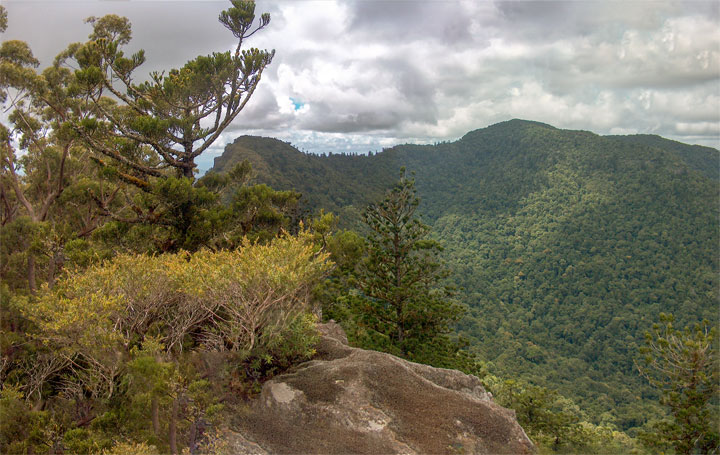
[[229, 322, 535, 454]]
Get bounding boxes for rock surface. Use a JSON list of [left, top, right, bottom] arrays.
[[231, 322, 535, 454]]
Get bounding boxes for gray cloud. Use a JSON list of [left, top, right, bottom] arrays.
[[493, 1, 716, 42], [289, 57, 438, 133], [3, 1, 234, 74], [347, 0, 476, 45], [3, 0, 718, 163]]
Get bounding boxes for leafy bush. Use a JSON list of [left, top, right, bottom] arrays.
[[25, 231, 330, 359], [9, 232, 330, 453]]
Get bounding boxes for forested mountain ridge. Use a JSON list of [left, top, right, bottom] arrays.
[[212, 119, 719, 432], [213, 119, 718, 220]]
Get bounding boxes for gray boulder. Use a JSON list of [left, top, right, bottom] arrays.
[[231, 322, 535, 454]]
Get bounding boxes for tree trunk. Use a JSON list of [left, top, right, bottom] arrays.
[[189, 417, 207, 454], [169, 397, 179, 455], [151, 396, 160, 437], [32, 398, 45, 412], [188, 420, 198, 454], [27, 254, 37, 294], [396, 302, 404, 344], [47, 254, 56, 290], [47, 249, 63, 290]]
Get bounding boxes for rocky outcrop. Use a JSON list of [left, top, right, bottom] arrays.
[[230, 322, 535, 454]]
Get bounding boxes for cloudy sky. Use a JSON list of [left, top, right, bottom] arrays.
[[3, 0, 719, 170]]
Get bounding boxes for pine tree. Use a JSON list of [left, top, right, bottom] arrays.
[[352, 171, 466, 365]]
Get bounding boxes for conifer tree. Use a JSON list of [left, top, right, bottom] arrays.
[[352, 171, 465, 364], [638, 313, 719, 454], [63, 0, 274, 180]]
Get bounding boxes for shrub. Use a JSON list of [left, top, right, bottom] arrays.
[[21, 231, 331, 398]]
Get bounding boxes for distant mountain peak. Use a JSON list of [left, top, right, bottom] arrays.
[[459, 119, 559, 142], [231, 135, 295, 148], [493, 118, 557, 129]]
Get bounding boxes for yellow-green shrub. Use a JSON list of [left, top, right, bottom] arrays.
[[22, 232, 331, 398]]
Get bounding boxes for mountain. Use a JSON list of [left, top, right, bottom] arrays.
[[211, 119, 719, 432]]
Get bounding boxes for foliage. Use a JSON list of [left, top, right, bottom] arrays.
[[102, 441, 160, 455], [0, 386, 52, 455], [0, 6, 6, 33], [637, 313, 719, 454], [215, 120, 719, 432], [0, 6, 323, 452], [3, 232, 329, 453], [224, 182, 302, 244], [0, 23, 119, 292], [330, 173, 469, 368], [1, 1, 282, 279], [25, 231, 329, 357], [483, 375, 639, 454], [62, 1, 273, 179], [73, 161, 303, 255]]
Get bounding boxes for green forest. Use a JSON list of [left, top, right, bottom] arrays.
[[1, 1, 718, 454], [212, 122, 720, 451]]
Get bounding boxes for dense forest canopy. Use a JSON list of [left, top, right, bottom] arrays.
[[212, 119, 720, 435]]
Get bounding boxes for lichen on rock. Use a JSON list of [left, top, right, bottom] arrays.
[[231, 322, 535, 454]]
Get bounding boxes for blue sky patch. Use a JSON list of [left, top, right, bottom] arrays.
[[290, 98, 305, 111]]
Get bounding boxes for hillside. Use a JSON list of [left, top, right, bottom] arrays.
[[211, 119, 719, 431]]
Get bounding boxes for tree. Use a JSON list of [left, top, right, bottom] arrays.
[[0, 0, 288, 278], [637, 313, 719, 454], [310, 211, 365, 322], [64, 0, 274, 180], [0, 19, 117, 291], [37, 1, 277, 251], [0, 6, 6, 32], [350, 171, 465, 365]]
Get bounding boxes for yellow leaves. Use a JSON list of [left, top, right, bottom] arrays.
[[25, 291, 126, 352], [196, 231, 330, 293], [27, 231, 332, 357], [102, 442, 159, 455]]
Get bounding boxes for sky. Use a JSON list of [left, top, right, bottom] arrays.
[[2, 0, 719, 171]]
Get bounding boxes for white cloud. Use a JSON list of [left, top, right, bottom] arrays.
[[675, 121, 720, 135], [3, 0, 718, 166]]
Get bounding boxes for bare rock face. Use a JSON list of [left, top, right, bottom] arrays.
[[231, 322, 535, 454]]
